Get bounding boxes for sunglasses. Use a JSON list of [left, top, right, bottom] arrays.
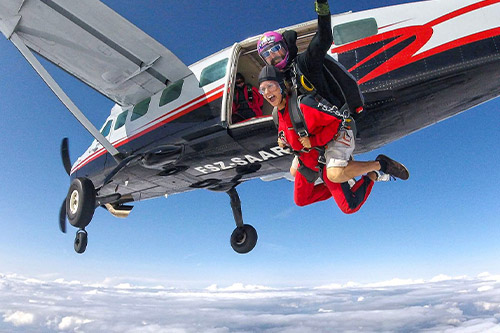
[[260, 44, 283, 58]]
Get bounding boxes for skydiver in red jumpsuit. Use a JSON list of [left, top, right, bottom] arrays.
[[258, 66, 409, 214]]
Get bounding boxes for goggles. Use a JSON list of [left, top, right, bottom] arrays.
[[259, 82, 280, 95], [260, 43, 283, 58]]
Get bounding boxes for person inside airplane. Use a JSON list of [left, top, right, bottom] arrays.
[[232, 72, 263, 123], [258, 65, 409, 213]]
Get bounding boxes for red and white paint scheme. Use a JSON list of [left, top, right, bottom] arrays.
[[1, 0, 499, 254]]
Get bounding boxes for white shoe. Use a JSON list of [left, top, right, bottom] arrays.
[[374, 170, 394, 182]]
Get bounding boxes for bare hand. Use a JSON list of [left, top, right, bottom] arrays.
[[277, 138, 285, 148], [299, 136, 311, 149]]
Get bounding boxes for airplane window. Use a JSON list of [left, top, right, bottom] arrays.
[[159, 79, 184, 107], [100, 120, 112, 137], [114, 110, 128, 130], [199, 58, 228, 87], [131, 98, 151, 121], [333, 18, 378, 45]]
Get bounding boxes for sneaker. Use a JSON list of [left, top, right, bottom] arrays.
[[376, 154, 410, 180], [373, 170, 394, 182]]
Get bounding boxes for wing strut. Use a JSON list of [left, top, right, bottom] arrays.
[[5, 30, 122, 162]]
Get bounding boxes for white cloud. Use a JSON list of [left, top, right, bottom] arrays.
[[318, 308, 333, 313], [430, 274, 468, 283], [1, 272, 500, 332], [314, 282, 342, 290], [206, 283, 274, 292], [365, 278, 425, 287], [3, 311, 34, 326], [58, 316, 92, 330], [54, 278, 81, 285], [475, 302, 500, 311], [115, 283, 134, 289]]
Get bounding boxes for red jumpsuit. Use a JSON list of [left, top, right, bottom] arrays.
[[232, 85, 263, 119], [278, 96, 373, 214]]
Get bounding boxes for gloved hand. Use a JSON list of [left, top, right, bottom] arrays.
[[315, 0, 330, 15]]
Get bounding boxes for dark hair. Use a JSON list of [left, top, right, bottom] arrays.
[[236, 72, 245, 81]]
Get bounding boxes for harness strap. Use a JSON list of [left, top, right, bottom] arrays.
[[272, 106, 279, 129], [291, 61, 352, 126], [292, 62, 315, 96], [246, 85, 253, 102], [289, 90, 309, 138], [296, 156, 320, 183]]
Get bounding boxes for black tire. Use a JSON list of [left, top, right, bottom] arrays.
[[230, 224, 258, 254], [66, 177, 96, 229], [74, 230, 88, 254]]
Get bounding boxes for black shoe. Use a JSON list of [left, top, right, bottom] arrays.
[[376, 154, 409, 180]]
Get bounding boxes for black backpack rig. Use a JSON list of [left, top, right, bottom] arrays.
[[273, 55, 364, 138]]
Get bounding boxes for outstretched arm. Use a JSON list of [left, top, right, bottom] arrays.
[[304, 1, 333, 70]]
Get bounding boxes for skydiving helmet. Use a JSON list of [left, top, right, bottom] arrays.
[[257, 31, 289, 70], [258, 65, 287, 95]]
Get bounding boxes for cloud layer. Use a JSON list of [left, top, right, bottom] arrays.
[[2, 272, 500, 332]]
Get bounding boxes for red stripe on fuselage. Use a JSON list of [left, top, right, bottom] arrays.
[[426, 0, 500, 27], [71, 84, 224, 174], [331, 0, 500, 84]]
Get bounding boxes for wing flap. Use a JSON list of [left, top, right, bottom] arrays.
[[0, 0, 191, 106]]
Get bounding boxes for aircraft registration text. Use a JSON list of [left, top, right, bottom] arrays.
[[194, 146, 292, 174]]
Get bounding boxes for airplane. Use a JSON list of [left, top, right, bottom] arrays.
[[1, 0, 499, 254]]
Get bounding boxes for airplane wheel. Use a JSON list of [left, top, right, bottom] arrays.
[[230, 224, 257, 254], [74, 229, 88, 254], [66, 177, 96, 229]]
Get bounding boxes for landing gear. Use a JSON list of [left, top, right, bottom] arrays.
[[66, 177, 96, 229], [65, 177, 96, 254], [230, 224, 257, 254], [227, 187, 257, 254], [74, 229, 88, 254]]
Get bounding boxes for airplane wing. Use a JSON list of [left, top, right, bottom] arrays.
[[0, 0, 191, 106]]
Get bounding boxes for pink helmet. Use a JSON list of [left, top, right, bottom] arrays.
[[257, 31, 289, 70]]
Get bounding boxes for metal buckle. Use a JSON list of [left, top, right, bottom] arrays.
[[297, 130, 308, 138], [318, 154, 326, 165]]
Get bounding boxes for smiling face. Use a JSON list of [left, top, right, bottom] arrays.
[[259, 80, 285, 109], [260, 42, 288, 68]]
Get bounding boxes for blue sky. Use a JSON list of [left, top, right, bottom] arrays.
[[1, 0, 500, 296]]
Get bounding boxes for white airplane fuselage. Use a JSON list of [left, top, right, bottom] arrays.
[[67, 0, 500, 203]]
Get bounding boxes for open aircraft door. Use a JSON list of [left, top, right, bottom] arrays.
[[221, 43, 241, 127], [225, 42, 290, 176]]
